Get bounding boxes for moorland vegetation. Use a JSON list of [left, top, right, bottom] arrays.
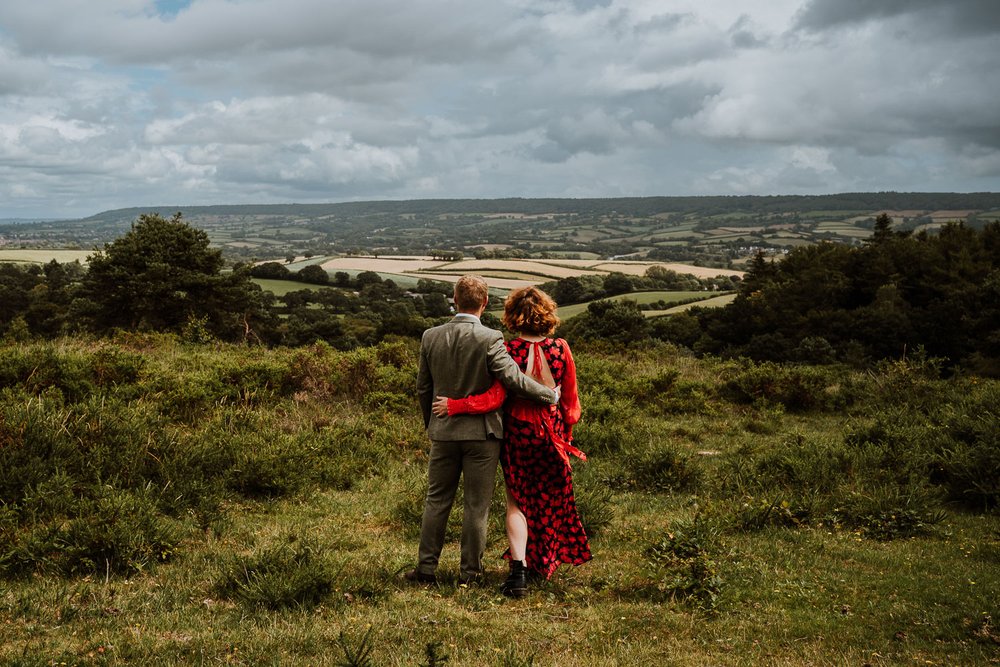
[[0, 210, 998, 664]]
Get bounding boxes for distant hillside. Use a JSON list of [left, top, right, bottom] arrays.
[[3, 193, 999, 266], [65, 192, 1000, 224]]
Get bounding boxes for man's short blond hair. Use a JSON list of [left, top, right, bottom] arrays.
[[454, 275, 489, 312]]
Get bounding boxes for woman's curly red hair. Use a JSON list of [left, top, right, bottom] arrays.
[[502, 286, 560, 336]]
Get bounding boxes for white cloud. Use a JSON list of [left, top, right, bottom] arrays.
[[0, 0, 997, 218]]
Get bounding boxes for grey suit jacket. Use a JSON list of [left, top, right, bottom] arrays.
[[417, 315, 557, 441]]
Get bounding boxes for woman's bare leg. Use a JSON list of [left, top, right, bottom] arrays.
[[505, 488, 527, 562]]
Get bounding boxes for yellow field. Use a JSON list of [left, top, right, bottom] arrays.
[[319, 257, 450, 272], [427, 259, 605, 279], [0, 249, 93, 264], [258, 255, 745, 291]]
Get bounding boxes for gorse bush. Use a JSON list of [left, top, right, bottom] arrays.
[[628, 439, 702, 493], [643, 515, 723, 610], [932, 381, 1000, 509], [0, 339, 422, 579], [214, 536, 335, 610], [719, 360, 855, 411], [5, 486, 180, 577]]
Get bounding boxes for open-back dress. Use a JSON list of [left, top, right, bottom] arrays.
[[448, 337, 591, 579]]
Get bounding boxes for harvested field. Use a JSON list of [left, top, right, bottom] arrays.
[[411, 272, 538, 290], [438, 259, 606, 279], [590, 262, 745, 278], [929, 210, 976, 219], [0, 249, 93, 264], [319, 257, 450, 272]]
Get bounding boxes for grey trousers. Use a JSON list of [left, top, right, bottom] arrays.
[[417, 437, 501, 579]]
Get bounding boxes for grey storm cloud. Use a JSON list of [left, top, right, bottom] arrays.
[[0, 0, 998, 219], [795, 0, 1000, 36]]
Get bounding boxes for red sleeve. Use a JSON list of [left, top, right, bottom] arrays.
[[447, 379, 507, 415], [558, 340, 581, 426]]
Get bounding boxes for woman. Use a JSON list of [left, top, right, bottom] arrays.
[[431, 286, 591, 597]]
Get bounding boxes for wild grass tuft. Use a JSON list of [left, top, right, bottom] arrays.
[[643, 515, 724, 610], [214, 536, 335, 610]]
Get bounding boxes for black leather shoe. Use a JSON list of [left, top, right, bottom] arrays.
[[402, 569, 437, 585], [500, 560, 528, 598]]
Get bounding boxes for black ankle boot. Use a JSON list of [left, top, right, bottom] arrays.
[[501, 560, 528, 598]]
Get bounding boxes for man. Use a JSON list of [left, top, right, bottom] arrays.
[[405, 275, 557, 585]]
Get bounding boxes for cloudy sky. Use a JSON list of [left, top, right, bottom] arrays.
[[1, 0, 999, 219]]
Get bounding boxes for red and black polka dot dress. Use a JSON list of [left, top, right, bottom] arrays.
[[501, 337, 591, 579]]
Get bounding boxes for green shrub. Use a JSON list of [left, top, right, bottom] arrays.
[[933, 382, 1000, 509], [0, 345, 95, 402], [720, 361, 848, 411], [656, 379, 715, 414], [643, 515, 723, 609], [214, 537, 335, 610], [9, 487, 180, 577], [728, 496, 807, 532], [573, 481, 614, 538], [830, 484, 946, 540], [571, 418, 643, 456], [363, 390, 412, 413], [629, 442, 702, 493], [215, 356, 293, 402], [579, 392, 637, 425], [89, 346, 146, 387], [227, 431, 309, 498]]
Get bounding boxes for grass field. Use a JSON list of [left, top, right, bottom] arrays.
[[554, 291, 714, 319], [1, 339, 996, 665], [250, 278, 337, 296], [253, 256, 746, 292], [645, 292, 738, 317]]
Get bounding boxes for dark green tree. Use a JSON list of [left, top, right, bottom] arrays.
[[250, 262, 292, 279], [80, 212, 273, 340], [296, 264, 330, 285], [562, 299, 650, 344], [602, 272, 633, 296]]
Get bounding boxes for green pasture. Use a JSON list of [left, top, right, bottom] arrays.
[[645, 292, 737, 316], [767, 238, 814, 247], [800, 210, 869, 219], [251, 278, 336, 296], [649, 229, 702, 240], [538, 251, 602, 260], [0, 339, 997, 665], [555, 291, 713, 319]]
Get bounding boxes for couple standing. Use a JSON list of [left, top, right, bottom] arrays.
[[405, 275, 590, 597]]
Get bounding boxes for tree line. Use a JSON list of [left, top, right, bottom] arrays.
[[0, 214, 453, 348], [4, 213, 998, 376], [651, 216, 996, 373]]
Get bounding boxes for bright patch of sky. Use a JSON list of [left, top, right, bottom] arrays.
[[154, 0, 192, 18], [0, 0, 998, 218]]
